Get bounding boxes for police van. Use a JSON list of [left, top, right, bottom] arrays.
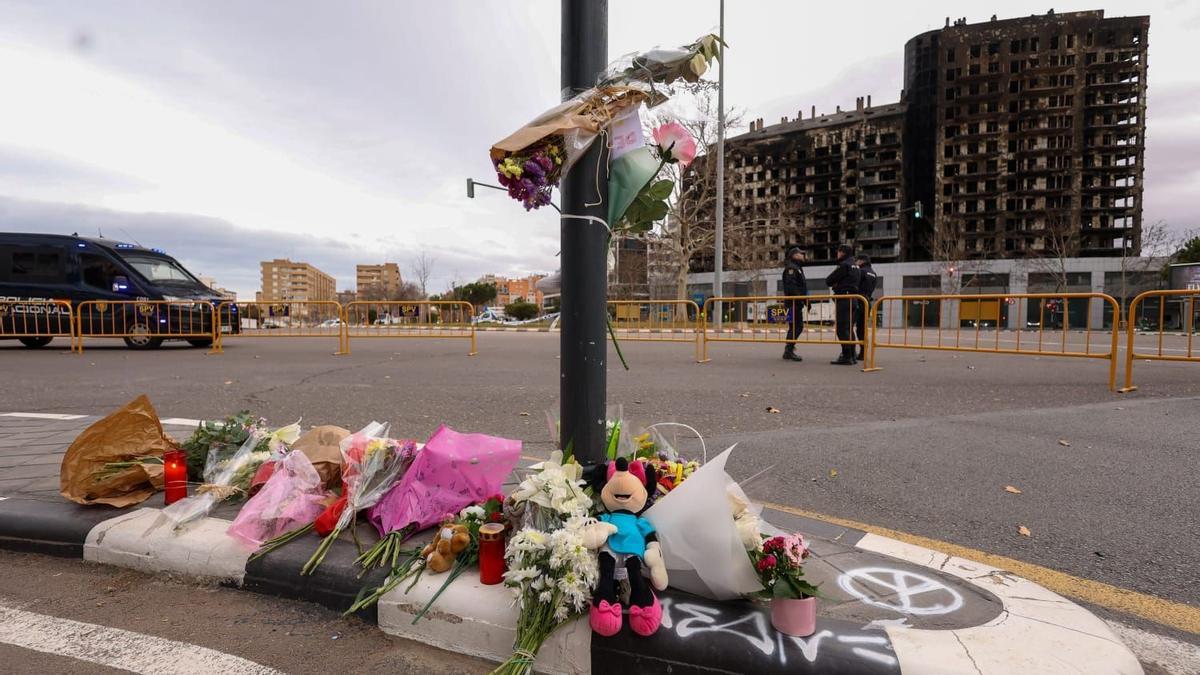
[[0, 233, 236, 349]]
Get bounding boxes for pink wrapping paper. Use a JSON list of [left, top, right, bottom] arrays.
[[367, 425, 521, 537], [227, 450, 332, 549]]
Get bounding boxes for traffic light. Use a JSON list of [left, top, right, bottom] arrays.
[[913, 200, 923, 219], [466, 178, 475, 199]]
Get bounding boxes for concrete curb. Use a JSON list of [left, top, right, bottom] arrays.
[[0, 496, 1144, 674]]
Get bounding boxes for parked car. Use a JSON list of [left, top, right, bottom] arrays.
[[0, 232, 236, 349]]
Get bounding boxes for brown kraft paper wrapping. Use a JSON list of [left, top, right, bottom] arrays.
[[59, 394, 177, 507]]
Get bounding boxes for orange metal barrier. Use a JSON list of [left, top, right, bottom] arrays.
[[701, 294, 870, 363], [1118, 289, 1199, 392], [867, 293, 1121, 391], [0, 299, 76, 351], [76, 300, 217, 352], [608, 300, 702, 362], [212, 301, 345, 353], [343, 301, 476, 355]]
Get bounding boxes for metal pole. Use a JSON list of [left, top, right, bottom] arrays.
[[559, 0, 608, 465], [713, 0, 726, 329]]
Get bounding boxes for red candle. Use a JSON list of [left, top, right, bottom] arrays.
[[478, 522, 506, 585], [163, 449, 188, 505]]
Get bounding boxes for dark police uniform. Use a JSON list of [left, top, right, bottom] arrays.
[[825, 252, 862, 363], [853, 262, 878, 359], [781, 247, 808, 359]]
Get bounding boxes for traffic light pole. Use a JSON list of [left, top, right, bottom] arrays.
[[559, 0, 609, 466]]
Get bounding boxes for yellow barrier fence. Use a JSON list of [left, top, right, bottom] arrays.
[[701, 294, 870, 363], [608, 300, 702, 362], [343, 301, 477, 355], [76, 300, 217, 352], [212, 301, 345, 353], [868, 293, 1121, 390], [0, 299, 76, 351], [1119, 289, 1200, 392]]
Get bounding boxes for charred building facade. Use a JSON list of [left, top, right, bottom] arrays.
[[722, 99, 909, 266], [694, 9, 1148, 273], [908, 10, 1149, 259]]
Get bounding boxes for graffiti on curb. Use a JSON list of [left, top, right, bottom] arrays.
[[659, 596, 899, 669], [837, 567, 965, 616]]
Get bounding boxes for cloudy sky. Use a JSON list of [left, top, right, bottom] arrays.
[[1, 1, 1196, 297]]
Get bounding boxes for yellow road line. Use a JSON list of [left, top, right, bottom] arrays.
[[762, 500, 1200, 636]]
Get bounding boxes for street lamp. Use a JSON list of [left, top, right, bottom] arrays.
[[466, 178, 561, 213]]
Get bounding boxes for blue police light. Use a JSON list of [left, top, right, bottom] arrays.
[[159, 318, 168, 324], [151, 248, 166, 254], [115, 243, 135, 249], [76, 243, 86, 248]]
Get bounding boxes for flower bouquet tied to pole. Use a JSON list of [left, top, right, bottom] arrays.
[[488, 33, 722, 212], [301, 423, 416, 576], [491, 452, 597, 675]]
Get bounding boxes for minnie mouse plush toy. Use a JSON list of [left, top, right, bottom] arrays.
[[581, 457, 668, 637]]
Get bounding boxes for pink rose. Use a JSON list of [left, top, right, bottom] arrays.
[[652, 122, 698, 168]]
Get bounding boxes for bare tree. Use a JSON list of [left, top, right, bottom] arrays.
[[411, 251, 436, 299], [1024, 213, 1080, 293], [924, 221, 998, 294]]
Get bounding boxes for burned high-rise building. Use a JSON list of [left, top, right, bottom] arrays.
[[692, 9, 1148, 273], [907, 10, 1149, 259], [720, 99, 909, 266]]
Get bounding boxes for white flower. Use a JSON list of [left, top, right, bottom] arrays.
[[462, 505, 486, 521]]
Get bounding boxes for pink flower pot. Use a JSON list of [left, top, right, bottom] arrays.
[[771, 597, 816, 637]]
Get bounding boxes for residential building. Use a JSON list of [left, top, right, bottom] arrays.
[[259, 259, 336, 307], [356, 263, 402, 298], [480, 273, 547, 307], [906, 10, 1149, 259], [682, 10, 1148, 277], [721, 99, 910, 266]]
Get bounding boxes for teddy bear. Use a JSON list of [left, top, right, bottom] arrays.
[[580, 457, 668, 637], [421, 521, 470, 573]]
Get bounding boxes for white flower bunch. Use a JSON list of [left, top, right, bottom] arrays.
[[504, 520, 599, 623], [509, 450, 592, 527], [459, 504, 487, 523]]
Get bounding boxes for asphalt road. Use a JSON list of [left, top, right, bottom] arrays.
[[0, 550, 491, 674], [2, 332, 1198, 636]]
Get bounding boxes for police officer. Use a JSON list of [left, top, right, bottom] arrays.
[[825, 244, 861, 365], [781, 246, 808, 362], [853, 254, 878, 362]]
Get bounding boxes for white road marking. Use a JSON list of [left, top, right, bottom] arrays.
[[1105, 620, 1200, 675], [0, 599, 282, 675], [0, 412, 87, 420], [160, 418, 203, 427]]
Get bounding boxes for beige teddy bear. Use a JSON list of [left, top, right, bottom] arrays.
[[421, 521, 471, 573]]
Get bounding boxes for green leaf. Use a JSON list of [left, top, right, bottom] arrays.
[[648, 199, 670, 221], [645, 179, 674, 201]]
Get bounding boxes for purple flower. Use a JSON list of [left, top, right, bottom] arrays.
[[523, 160, 545, 181]]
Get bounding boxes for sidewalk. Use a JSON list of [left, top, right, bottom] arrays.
[[0, 412, 1143, 674]]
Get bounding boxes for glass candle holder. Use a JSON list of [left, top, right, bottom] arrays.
[[163, 449, 188, 505], [478, 522, 506, 585]]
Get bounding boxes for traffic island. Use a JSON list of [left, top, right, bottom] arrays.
[[0, 411, 1143, 673]]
